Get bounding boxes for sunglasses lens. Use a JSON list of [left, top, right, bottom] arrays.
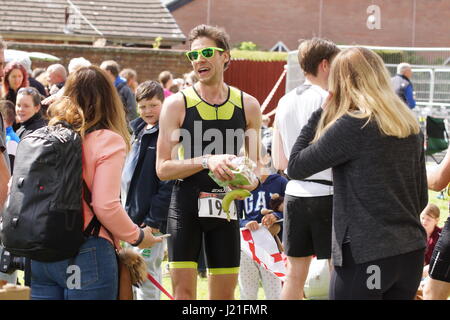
[[201, 48, 214, 58], [187, 51, 199, 61]]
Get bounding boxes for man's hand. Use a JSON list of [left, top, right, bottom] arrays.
[[207, 154, 237, 182]]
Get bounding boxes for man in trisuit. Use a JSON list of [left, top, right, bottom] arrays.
[[157, 25, 262, 300]]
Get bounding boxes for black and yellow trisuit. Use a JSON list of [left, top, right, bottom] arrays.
[[167, 85, 247, 275]]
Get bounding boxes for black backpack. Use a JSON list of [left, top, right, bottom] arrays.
[[1, 122, 100, 262]]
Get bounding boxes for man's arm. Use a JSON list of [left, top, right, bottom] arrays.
[[287, 110, 357, 180], [243, 93, 262, 170], [234, 93, 263, 193], [156, 93, 203, 181], [272, 117, 288, 171], [428, 148, 450, 191]]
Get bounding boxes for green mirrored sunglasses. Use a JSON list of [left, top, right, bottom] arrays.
[[185, 47, 224, 62]]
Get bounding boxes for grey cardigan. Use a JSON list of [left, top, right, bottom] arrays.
[[287, 109, 427, 266]]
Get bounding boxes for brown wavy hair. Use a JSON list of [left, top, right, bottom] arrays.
[[2, 61, 29, 95], [48, 65, 130, 149]]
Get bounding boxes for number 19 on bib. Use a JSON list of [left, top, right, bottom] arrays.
[[198, 192, 237, 221]]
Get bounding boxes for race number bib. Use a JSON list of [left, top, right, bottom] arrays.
[[198, 192, 237, 220]]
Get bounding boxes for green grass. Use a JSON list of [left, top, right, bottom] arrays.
[[16, 189, 450, 299], [161, 189, 450, 301], [160, 262, 265, 300]]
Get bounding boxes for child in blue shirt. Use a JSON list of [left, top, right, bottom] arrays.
[[238, 153, 288, 300], [0, 100, 20, 172], [121, 80, 173, 300]]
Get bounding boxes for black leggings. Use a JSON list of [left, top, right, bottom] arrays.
[[330, 243, 424, 300]]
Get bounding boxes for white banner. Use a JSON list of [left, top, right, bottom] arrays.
[[240, 227, 287, 281], [240, 225, 330, 299]]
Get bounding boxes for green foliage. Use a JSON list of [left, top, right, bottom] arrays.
[[374, 50, 445, 66], [374, 49, 404, 64], [153, 36, 163, 49], [238, 41, 258, 51]]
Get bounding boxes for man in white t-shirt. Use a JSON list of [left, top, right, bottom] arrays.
[[272, 38, 339, 300]]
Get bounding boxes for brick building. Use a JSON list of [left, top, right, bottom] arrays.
[[166, 0, 450, 50], [6, 42, 192, 84]]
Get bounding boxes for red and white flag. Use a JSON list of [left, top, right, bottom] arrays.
[[240, 226, 287, 281]]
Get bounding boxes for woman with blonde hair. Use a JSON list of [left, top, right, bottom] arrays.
[[287, 47, 428, 300], [31, 65, 162, 300]]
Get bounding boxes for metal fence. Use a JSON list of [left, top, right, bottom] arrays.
[[286, 46, 450, 162], [287, 46, 450, 116]]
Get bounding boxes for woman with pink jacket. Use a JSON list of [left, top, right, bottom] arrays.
[[30, 65, 162, 300]]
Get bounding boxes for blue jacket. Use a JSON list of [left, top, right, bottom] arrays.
[[238, 174, 288, 228], [391, 74, 416, 109], [121, 117, 174, 233]]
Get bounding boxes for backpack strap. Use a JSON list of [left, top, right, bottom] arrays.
[[82, 180, 102, 237]]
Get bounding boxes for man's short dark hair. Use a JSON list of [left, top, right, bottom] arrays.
[[188, 24, 231, 69], [136, 80, 164, 103], [298, 38, 340, 77], [100, 60, 120, 78]]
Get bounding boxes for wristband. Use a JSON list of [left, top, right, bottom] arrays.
[[201, 155, 210, 169], [131, 228, 145, 247]]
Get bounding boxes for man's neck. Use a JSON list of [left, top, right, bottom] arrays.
[[195, 81, 228, 105], [306, 74, 327, 91]]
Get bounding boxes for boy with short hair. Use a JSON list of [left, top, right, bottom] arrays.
[[0, 100, 20, 171], [121, 80, 174, 300]]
